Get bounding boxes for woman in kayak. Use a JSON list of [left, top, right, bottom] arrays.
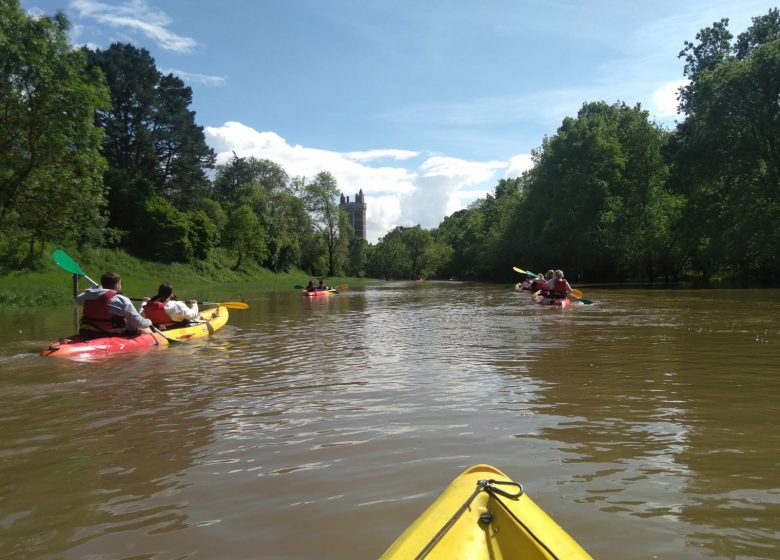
[[141, 282, 200, 326], [76, 272, 152, 335], [545, 269, 573, 299], [306, 280, 317, 292]]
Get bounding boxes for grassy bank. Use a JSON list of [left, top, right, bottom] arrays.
[[0, 248, 365, 307]]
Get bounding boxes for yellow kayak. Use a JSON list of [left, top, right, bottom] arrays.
[[380, 464, 592, 560]]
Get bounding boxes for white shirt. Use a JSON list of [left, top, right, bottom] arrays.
[[162, 300, 200, 322]]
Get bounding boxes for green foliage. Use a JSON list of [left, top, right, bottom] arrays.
[[346, 238, 369, 277], [304, 172, 346, 276], [187, 210, 219, 260], [3, 2, 778, 285], [86, 43, 216, 210], [139, 196, 193, 262], [365, 225, 452, 280], [367, 230, 411, 279], [0, 1, 109, 268], [223, 205, 269, 270], [0, 245, 367, 307], [671, 8, 780, 281]]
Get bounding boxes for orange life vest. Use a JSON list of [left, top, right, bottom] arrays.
[[143, 300, 174, 325], [551, 278, 568, 298], [80, 290, 125, 331]]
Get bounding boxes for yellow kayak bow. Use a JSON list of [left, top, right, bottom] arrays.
[[380, 464, 592, 560]]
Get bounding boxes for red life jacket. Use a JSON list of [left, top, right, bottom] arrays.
[[143, 300, 174, 325], [551, 278, 568, 297], [81, 290, 125, 331]]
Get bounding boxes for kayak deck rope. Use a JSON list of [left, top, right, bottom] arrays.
[[489, 484, 563, 560], [414, 479, 524, 560]]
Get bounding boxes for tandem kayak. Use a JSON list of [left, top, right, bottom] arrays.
[[531, 291, 572, 307], [303, 289, 337, 297], [380, 464, 592, 560], [42, 306, 229, 359]]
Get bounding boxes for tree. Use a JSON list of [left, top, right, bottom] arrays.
[[504, 101, 673, 281], [367, 229, 412, 279], [223, 205, 268, 270], [346, 237, 369, 277], [211, 155, 311, 272], [304, 172, 345, 276], [670, 9, 780, 280], [0, 2, 109, 268], [86, 43, 216, 211], [137, 196, 193, 262], [401, 226, 432, 278]]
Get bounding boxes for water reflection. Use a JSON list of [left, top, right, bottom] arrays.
[[0, 285, 779, 559]]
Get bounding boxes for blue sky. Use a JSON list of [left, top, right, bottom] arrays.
[[23, 0, 779, 242]]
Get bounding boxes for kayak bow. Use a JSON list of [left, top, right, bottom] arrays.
[[380, 464, 592, 559]]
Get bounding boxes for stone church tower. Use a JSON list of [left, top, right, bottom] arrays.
[[339, 190, 367, 240]]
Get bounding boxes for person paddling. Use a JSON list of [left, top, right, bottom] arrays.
[[545, 269, 573, 300], [76, 272, 152, 335], [141, 282, 200, 326]]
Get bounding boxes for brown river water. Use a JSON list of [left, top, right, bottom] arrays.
[[1, 282, 779, 559]]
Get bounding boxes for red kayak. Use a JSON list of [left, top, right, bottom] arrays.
[[303, 289, 337, 297], [42, 306, 229, 360], [532, 291, 572, 307]]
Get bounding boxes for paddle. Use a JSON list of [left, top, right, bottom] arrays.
[[53, 249, 99, 287], [513, 266, 539, 277], [569, 294, 593, 305], [568, 288, 593, 305], [197, 300, 248, 309], [151, 325, 183, 345], [52, 249, 185, 342], [128, 298, 248, 310]]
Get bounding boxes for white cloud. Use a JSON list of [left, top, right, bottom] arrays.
[[162, 68, 226, 86], [70, 0, 198, 53], [652, 79, 688, 118], [204, 122, 509, 243], [345, 149, 419, 162], [505, 154, 534, 178]]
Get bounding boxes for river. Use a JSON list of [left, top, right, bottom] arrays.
[[1, 282, 779, 559]]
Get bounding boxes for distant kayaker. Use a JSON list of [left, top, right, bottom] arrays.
[[317, 279, 327, 291], [75, 272, 152, 335], [545, 269, 573, 299], [141, 282, 199, 326], [306, 280, 317, 292]]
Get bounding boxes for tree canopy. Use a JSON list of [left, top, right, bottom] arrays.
[[3, 4, 779, 285]]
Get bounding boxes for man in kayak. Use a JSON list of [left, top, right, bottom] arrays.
[[141, 282, 200, 327], [76, 272, 152, 335], [317, 279, 328, 291], [306, 280, 317, 292]]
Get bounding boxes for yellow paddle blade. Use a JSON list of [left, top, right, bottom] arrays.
[[512, 266, 526, 274], [571, 288, 584, 298]]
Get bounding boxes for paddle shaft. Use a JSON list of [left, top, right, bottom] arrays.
[[151, 325, 181, 345], [128, 298, 247, 309]]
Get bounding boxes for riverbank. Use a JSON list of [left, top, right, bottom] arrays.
[[0, 248, 364, 307]]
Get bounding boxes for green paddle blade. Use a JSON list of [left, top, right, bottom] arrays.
[[294, 285, 304, 290], [53, 249, 85, 275]]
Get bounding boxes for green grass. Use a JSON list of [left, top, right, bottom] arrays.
[[0, 247, 365, 307]]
